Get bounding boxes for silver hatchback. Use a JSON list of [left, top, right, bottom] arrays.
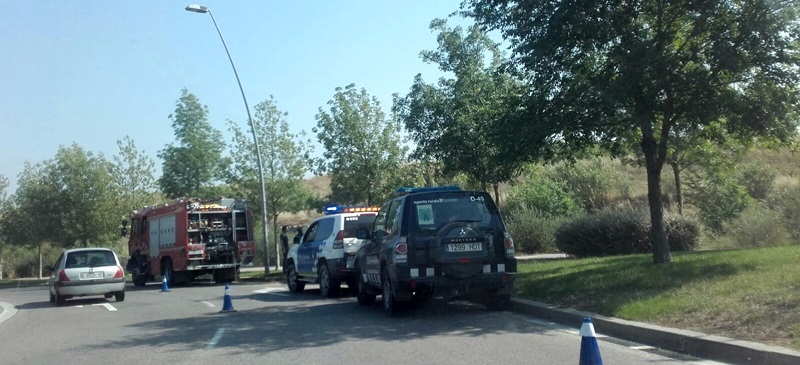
[[48, 248, 126, 306]]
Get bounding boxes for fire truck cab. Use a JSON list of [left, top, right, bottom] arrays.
[[126, 198, 256, 286]]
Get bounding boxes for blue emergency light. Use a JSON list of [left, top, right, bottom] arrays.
[[395, 185, 462, 195], [323, 204, 381, 215]]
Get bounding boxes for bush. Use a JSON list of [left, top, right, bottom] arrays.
[[504, 173, 579, 217], [504, 206, 576, 253], [770, 186, 800, 241], [687, 175, 751, 232], [738, 164, 777, 201], [554, 208, 700, 257], [545, 158, 632, 212], [720, 203, 790, 248]]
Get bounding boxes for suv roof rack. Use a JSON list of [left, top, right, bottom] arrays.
[[395, 185, 462, 196]]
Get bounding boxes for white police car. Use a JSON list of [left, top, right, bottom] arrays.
[[285, 205, 379, 297]]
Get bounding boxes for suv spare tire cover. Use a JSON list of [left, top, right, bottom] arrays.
[[435, 224, 486, 279]]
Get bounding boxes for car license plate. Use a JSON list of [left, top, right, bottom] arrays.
[[346, 256, 355, 269], [80, 272, 103, 279], [447, 243, 482, 252]]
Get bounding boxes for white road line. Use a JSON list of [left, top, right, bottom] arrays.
[[74, 305, 84, 308], [253, 288, 289, 296], [205, 328, 225, 350], [92, 303, 117, 312], [0, 302, 18, 324], [630, 345, 655, 350], [202, 301, 215, 308]]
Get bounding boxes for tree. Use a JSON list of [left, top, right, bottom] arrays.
[[158, 88, 228, 199], [112, 136, 158, 215], [0, 174, 9, 279], [314, 84, 407, 206], [228, 96, 315, 263], [394, 18, 526, 206], [466, 0, 800, 263]]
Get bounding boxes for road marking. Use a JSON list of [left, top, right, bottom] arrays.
[[74, 305, 84, 308], [205, 328, 225, 350], [202, 301, 215, 308], [0, 302, 18, 324], [253, 288, 289, 296], [630, 345, 655, 350], [92, 303, 117, 312]]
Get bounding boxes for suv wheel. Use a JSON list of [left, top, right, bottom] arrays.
[[486, 293, 512, 311], [286, 263, 305, 293], [382, 271, 401, 317], [357, 272, 376, 306], [319, 263, 340, 297]]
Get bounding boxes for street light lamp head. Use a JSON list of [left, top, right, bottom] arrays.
[[185, 4, 209, 13]]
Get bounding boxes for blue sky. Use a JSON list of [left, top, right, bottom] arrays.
[[0, 0, 471, 194]]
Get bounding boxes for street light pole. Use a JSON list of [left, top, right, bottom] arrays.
[[185, 4, 271, 274]]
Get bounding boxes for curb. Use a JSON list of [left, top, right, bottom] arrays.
[[511, 298, 800, 365], [0, 302, 17, 325]]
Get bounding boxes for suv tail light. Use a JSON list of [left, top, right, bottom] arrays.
[[114, 266, 124, 279], [394, 237, 408, 263], [333, 230, 344, 249], [58, 269, 70, 282], [504, 231, 515, 258]]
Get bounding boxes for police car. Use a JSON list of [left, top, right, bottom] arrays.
[[354, 186, 517, 316], [285, 205, 379, 297]]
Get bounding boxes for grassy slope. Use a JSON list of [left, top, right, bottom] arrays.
[[515, 245, 800, 350]]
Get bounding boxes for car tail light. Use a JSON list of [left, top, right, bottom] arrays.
[[58, 269, 69, 282], [113, 266, 124, 279], [333, 230, 344, 249], [504, 231, 515, 258]]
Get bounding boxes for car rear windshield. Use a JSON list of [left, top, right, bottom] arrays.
[[409, 192, 499, 234], [343, 213, 377, 238], [65, 250, 116, 268]]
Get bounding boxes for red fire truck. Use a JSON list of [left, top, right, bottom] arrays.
[[125, 197, 256, 286]]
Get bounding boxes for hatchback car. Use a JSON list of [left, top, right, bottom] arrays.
[[48, 248, 126, 306]]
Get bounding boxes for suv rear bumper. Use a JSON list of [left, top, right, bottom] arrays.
[[389, 260, 517, 300]]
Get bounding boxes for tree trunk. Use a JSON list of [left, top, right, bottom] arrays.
[[273, 213, 280, 271], [642, 133, 672, 264], [670, 161, 683, 215], [38, 244, 43, 279], [493, 183, 501, 209]]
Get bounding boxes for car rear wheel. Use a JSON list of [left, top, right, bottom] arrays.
[[115, 290, 125, 302], [382, 271, 401, 317], [55, 291, 66, 306], [286, 263, 305, 293], [319, 264, 340, 298], [357, 272, 376, 306]]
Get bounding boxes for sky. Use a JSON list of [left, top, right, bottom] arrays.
[[0, 0, 472, 195]]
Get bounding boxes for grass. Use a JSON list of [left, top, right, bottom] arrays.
[[239, 269, 284, 281], [515, 245, 800, 350]]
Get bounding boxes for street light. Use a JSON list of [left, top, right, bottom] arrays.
[[185, 4, 271, 274]]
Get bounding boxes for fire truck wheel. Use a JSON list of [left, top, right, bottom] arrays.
[[132, 274, 147, 287]]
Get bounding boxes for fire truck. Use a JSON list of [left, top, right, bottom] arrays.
[[125, 197, 256, 286]]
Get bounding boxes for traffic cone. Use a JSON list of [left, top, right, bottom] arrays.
[[579, 317, 603, 365], [219, 283, 236, 313], [159, 275, 170, 293]]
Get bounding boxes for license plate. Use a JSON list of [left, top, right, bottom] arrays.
[[346, 256, 355, 269], [80, 271, 103, 279], [447, 243, 482, 252]]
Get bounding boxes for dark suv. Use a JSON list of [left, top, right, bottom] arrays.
[[354, 186, 517, 316]]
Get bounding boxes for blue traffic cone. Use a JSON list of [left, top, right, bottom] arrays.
[[159, 275, 170, 293], [579, 317, 603, 365], [219, 283, 236, 313]]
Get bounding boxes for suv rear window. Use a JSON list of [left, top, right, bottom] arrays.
[[65, 250, 116, 268], [409, 192, 498, 234], [343, 213, 377, 238]]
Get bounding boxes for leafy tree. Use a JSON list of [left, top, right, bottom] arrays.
[[228, 96, 315, 262], [314, 84, 407, 206], [465, 0, 800, 263], [0, 174, 8, 279], [394, 19, 526, 206], [112, 135, 158, 216], [158, 88, 228, 199]]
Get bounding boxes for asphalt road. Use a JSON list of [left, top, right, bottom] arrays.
[[0, 280, 727, 365]]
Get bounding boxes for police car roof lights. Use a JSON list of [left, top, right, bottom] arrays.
[[323, 205, 381, 215], [395, 185, 462, 195]]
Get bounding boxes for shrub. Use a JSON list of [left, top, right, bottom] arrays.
[[770, 186, 800, 241], [545, 158, 631, 212], [720, 203, 790, 248], [687, 175, 751, 232], [504, 206, 576, 253], [554, 208, 700, 257], [738, 164, 777, 201], [504, 173, 579, 217]]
